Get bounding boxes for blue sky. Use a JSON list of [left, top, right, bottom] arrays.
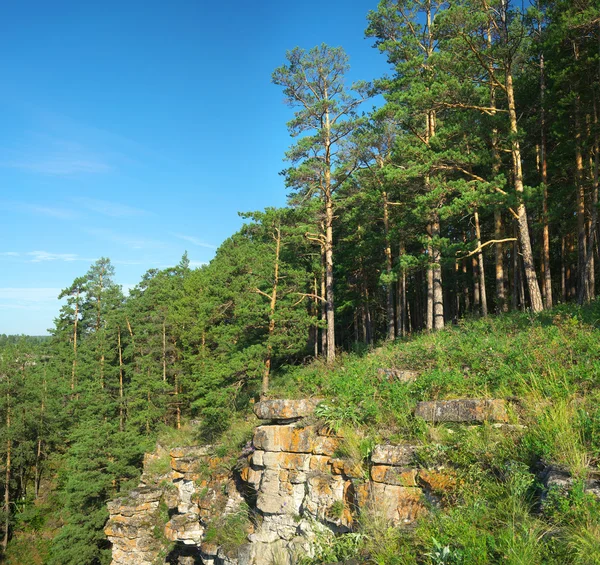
[[0, 0, 389, 335]]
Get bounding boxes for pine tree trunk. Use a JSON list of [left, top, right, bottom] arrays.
[[473, 253, 480, 311], [323, 94, 336, 364], [454, 261, 460, 319], [474, 209, 488, 316], [462, 231, 471, 313], [325, 195, 335, 362], [397, 242, 406, 338], [540, 50, 553, 308], [580, 93, 599, 302], [407, 286, 413, 334], [262, 226, 281, 396], [365, 285, 373, 344], [313, 277, 319, 358], [494, 211, 507, 312], [570, 234, 577, 299], [576, 92, 589, 303], [320, 254, 327, 357], [383, 192, 395, 340], [432, 214, 444, 328], [426, 227, 434, 331], [118, 327, 124, 432], [488, 28, 507, 313], [463, 259, 471, 313], [561, 236, 567, 303], [506, 72, 544, 311], [512, 225, 519, 310]]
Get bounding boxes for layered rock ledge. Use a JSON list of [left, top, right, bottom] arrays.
[[106, 398, 500, 564], [414, 398, 508, 423]]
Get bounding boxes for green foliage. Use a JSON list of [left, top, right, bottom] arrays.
[[203, 503, 251, 552], [3, 0, 600, 559], [426, 538, 463, 565], [299, 529, 365, 564]]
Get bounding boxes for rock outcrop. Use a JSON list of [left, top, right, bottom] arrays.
[[106, 487, 165, 565], [414, 398, 508, 423], [106, 397, 492, 564]]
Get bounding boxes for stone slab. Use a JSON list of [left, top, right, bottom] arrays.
[[371, 444, 417, 466], [377, 368, 420, 383], [253, 424, 339, 455], [414, 399, 508, 423], [253, 398, 323, 421]]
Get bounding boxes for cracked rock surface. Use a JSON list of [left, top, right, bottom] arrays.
[[106, 399, 464, 564]]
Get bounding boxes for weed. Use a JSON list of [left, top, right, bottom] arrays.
[[299, 527, 365, 564], [425, 538, 463, 565], [523, 396, 590, 477], [145, 452, 172, 478], [203, 502, 251, 552], [329, 500, 344, 520]]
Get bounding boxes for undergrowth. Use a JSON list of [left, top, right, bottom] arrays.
[[274, 301, 600, 564]]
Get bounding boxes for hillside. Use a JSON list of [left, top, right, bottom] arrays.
[[7, 302, 600, 564], [1, 1, 599, 562]]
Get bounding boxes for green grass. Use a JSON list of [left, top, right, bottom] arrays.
[[271, 300, 600, 564], [203, 502, 252, 553]]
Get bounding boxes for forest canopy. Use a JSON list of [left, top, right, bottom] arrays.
[[1, 1, 599, 563]]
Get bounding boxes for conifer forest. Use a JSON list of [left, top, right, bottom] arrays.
[[2, 1, 600, 563]]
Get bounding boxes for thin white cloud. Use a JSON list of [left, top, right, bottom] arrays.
[[0, 288, 62, 318], [29, 205, 78, 219], [87, 228, 165, 250], [2, 158, 111, 175], [0, 201, 78, 219], [74, 197, 151, 218], [0, 288, 62, 301], [26, 251, 80, 263], [0, 134, 112, 176], [112, 259, 146, 266], [0, 252, 19, 257], [172, 233, 217, 249]]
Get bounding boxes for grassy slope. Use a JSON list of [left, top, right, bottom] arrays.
[[272, 301, 600, 564], [7, 302, 600, 564]]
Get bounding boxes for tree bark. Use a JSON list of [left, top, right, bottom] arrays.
[[320, 249, 327, 357], [575, 91, 589, 303], [474, 209, 488, 316], [488, 27, 508, 313], [324, 92, 336, 364], [580, 92, 599, 303], [383, 191, 395, 340], [313, 276, 319, 358], [506, 71, 544, 311], [118, 327, 124, 432], [494, 211, 507, 312], [432, 213, 444, 328], [396, 242, 406, 338], [426, 232, 434, 331], [561, 236, 567, 303], [262, 226, 281, 397], [540, 49, 553, 308]]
